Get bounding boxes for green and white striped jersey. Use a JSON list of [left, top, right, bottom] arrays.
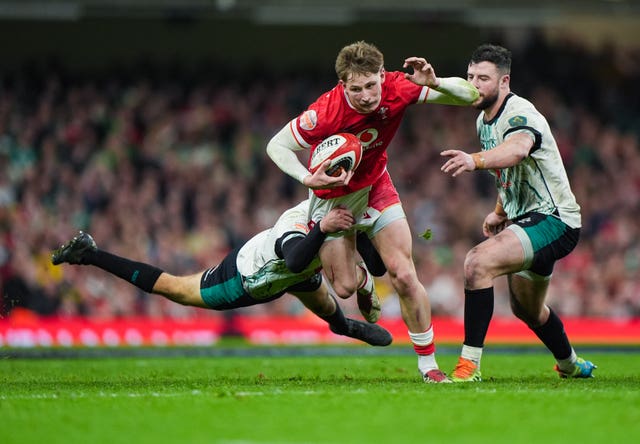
[[477, 93, 581, 228]]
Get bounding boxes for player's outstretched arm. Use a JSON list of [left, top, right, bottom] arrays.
[[403, 57, 440, 88], [440, 132, 533, 177], [440, 149, 476, 177], [427, 77, 479, 105], [403, 57, 478, 105]]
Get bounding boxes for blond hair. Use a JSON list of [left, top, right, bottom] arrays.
[[335, 41, 384, 82]]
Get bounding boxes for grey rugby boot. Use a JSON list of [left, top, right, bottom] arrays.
[[330, 318, 392, 346], [356, 261, 381, 323], [51, 231, 97, 265]]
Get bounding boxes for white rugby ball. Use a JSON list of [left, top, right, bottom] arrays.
[[309, 133, 363, 177]]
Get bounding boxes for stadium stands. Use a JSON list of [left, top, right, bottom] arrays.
[[1, 33, 638, 323]]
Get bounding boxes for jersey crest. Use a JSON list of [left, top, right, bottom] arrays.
[[508, 115, 527, 127], [300, 110, 317, 130]]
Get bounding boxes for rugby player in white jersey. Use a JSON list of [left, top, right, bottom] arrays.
[[51, 201, 392, 347], [418, 43, 596, 381]]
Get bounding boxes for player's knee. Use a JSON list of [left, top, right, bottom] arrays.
[[463, 249, 491, 284], [386, 263, 417, 294], [331, 281, 358, 299]]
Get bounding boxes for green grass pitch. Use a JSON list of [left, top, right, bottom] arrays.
[[2, 346, 639, 444]]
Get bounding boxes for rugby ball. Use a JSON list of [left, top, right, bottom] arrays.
[[309, 133, 363, 177]]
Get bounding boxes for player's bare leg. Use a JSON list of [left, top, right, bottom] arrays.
[[319, 233, 359, 299], [152, 273, 208, 308], [509, 274, 596, 378], [52, 231, 209, 308], [452, 228, 595, 381], [373, 219, 448, 382], [451, 229, 524, 381]]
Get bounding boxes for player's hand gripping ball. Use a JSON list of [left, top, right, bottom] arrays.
[[309, 133, 363, 177]]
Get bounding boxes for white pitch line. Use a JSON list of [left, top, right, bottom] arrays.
[[0, 389, 332, 400], [4, 385, 570, 401]]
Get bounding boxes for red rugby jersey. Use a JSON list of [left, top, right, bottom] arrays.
[[290, 71, 430, 199]]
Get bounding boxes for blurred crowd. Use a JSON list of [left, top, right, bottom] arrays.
[[1, 35, 639, 322]]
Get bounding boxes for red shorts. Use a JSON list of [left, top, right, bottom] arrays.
[[368, 169, 400, 212]]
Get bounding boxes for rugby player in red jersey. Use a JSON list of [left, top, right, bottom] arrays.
[[267, 41, 479, 382]]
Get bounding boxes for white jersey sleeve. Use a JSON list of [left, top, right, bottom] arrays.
[[266, 121, 311, 184], [424, 77, 480, 105], [477, 94, 581, 228]]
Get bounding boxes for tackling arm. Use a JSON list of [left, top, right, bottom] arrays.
[[277, 206, 356, 273], [279, 225, 327, 273]]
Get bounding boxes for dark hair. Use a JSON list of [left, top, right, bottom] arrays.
[[470, 44, 512, 74]]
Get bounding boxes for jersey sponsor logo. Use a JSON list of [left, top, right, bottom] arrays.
[[356, 128, 379, 150], [496, 169, 512, 189], [479, 125, 497, 150], [508, 115, 527, 127], [299, 110, 317, 130]]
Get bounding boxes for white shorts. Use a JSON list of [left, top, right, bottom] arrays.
[[308, 171, 406, 240]]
